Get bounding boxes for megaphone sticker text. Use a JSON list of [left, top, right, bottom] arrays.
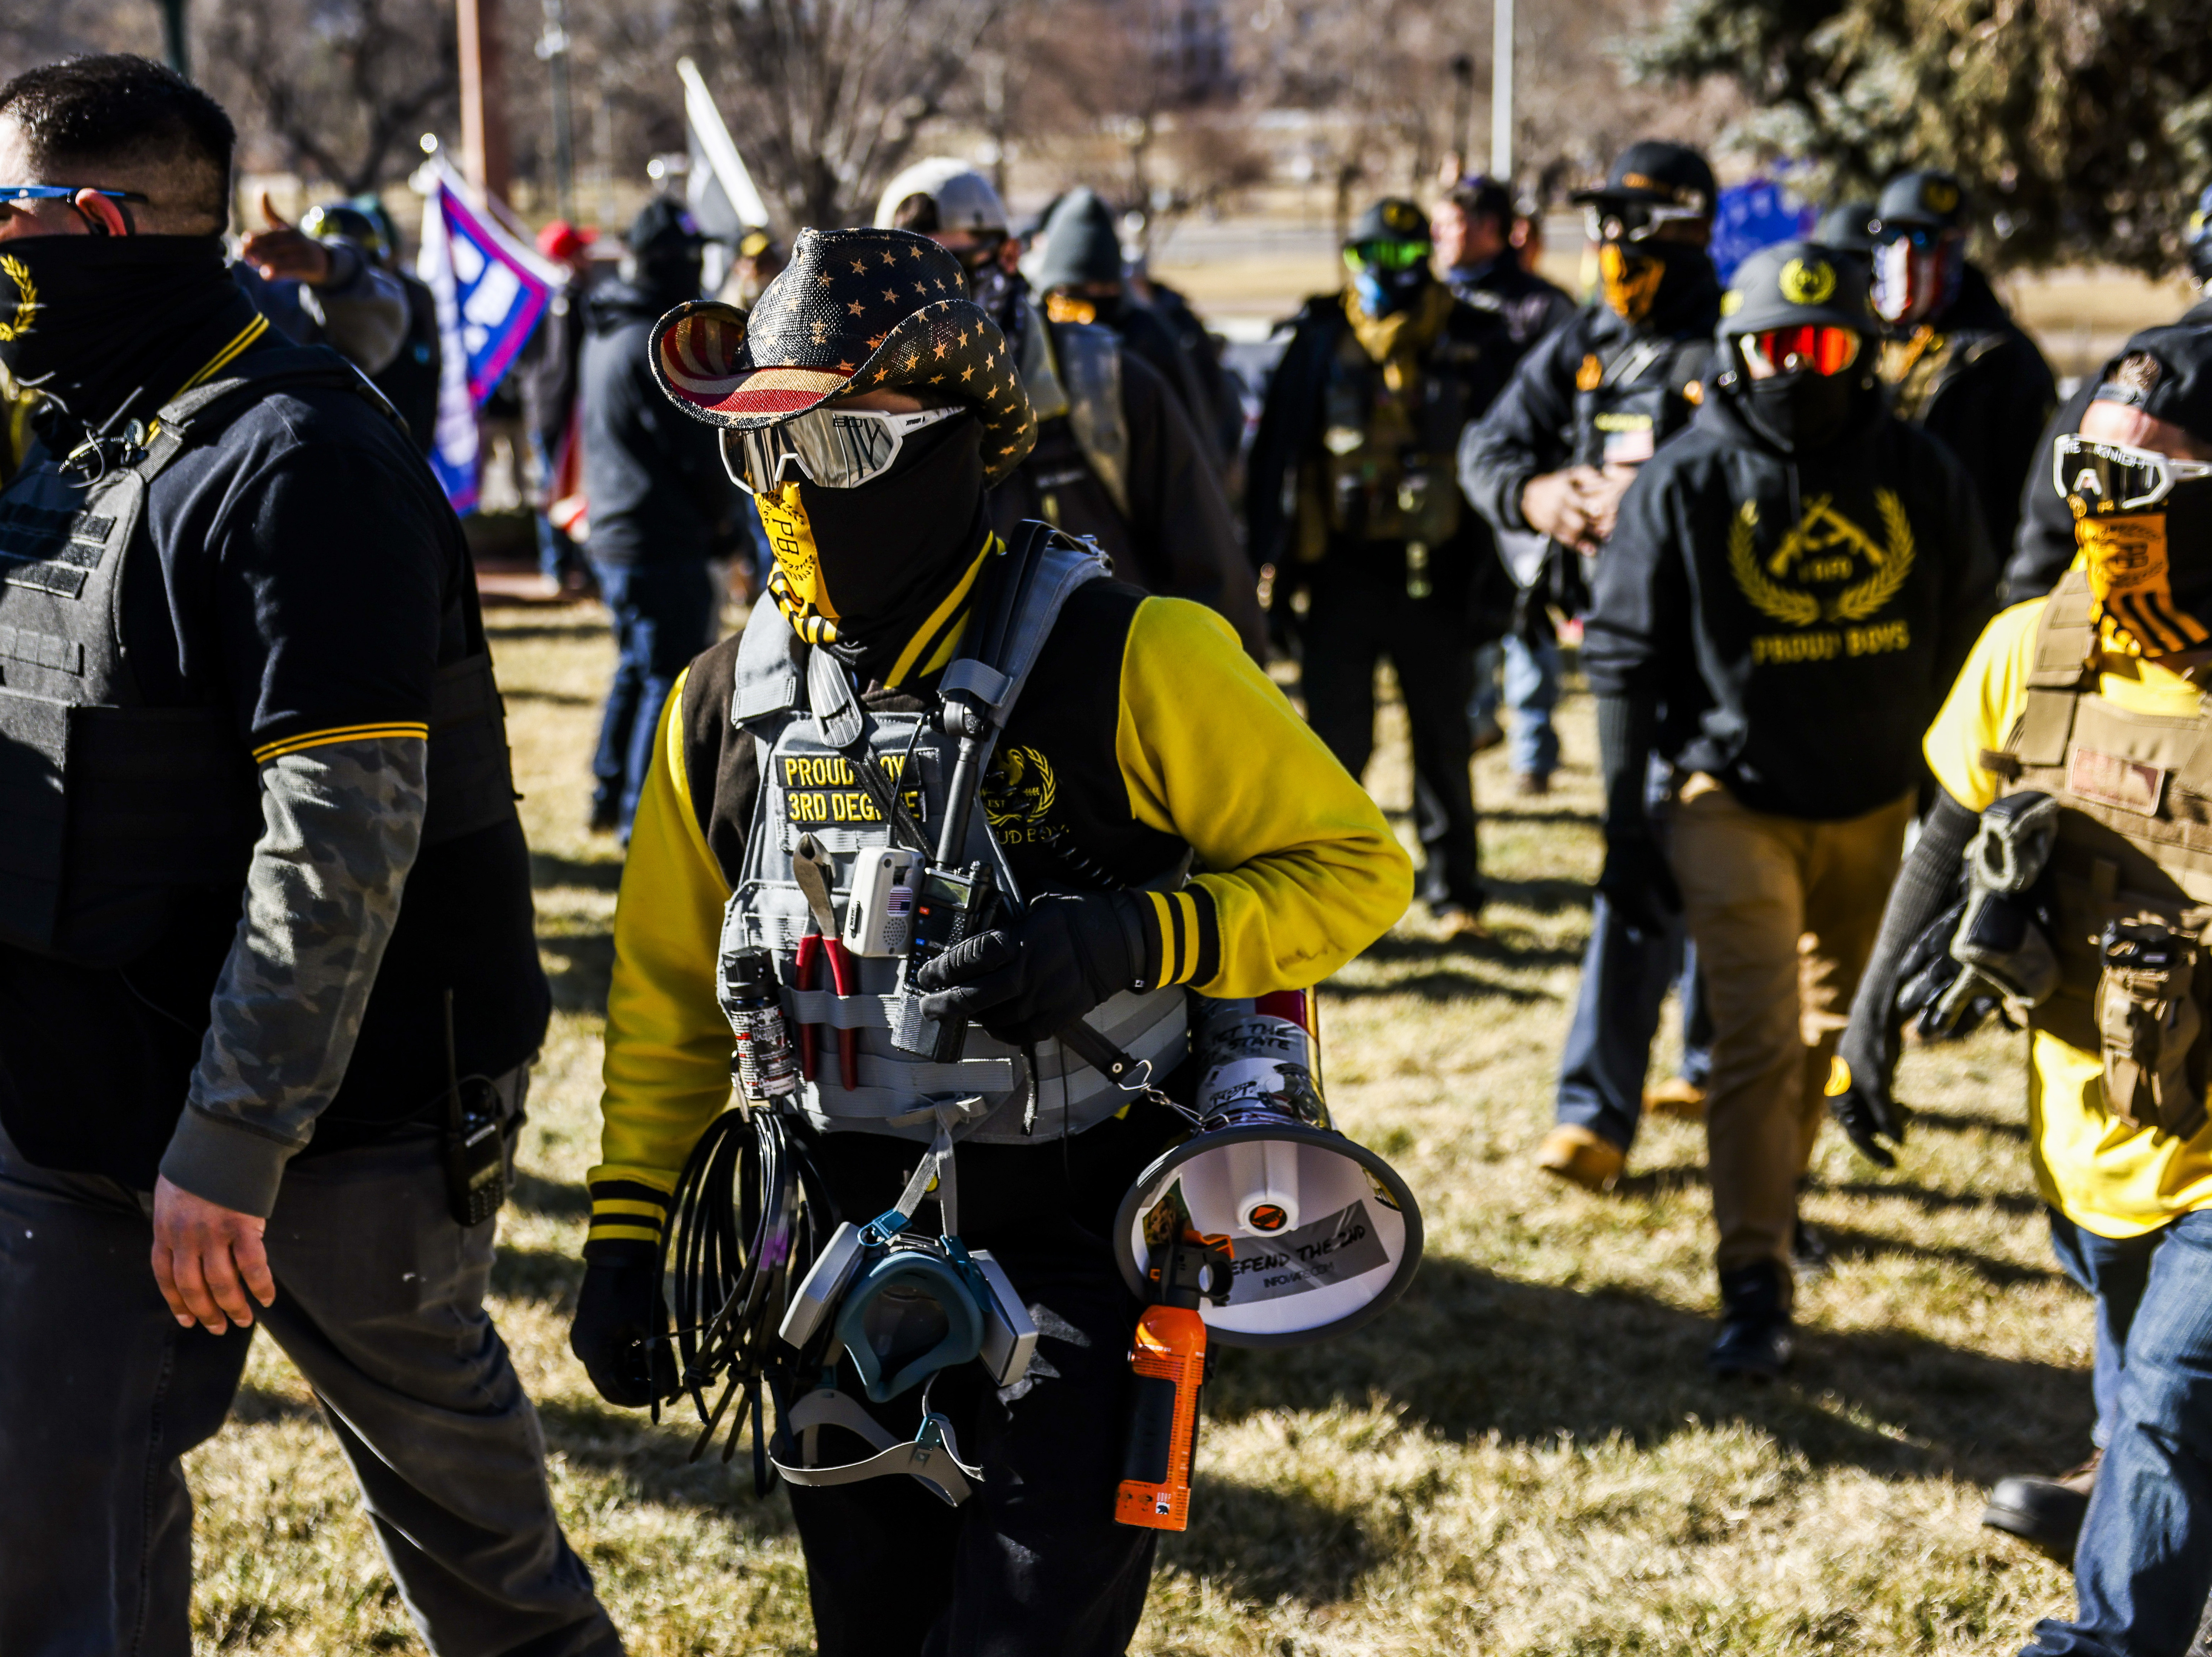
[[1228, 1200, 1390, 1302]]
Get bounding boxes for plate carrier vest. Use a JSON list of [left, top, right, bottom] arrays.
[[1991, 570, 2212, 1131], [719, 525, 1189, 1143], [0, 344, 519, 967]]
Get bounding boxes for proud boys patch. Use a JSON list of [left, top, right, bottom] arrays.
[[779, 751, 928, 826]]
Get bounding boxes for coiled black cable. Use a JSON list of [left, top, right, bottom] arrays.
[[658, 1103, 835, 1487]]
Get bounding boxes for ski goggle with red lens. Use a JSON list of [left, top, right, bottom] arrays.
[[1737, 326, 1863, 377]]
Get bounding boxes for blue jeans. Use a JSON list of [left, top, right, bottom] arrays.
[[528, 432, 582, 584], [2027, 1205, 2212, 1657], [1472, 634, 1562, 779], [591, 558, 718, 836], [1555, 758, 1712, 1150]]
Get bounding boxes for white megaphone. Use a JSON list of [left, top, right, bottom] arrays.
[[1113, 991, 1423, 1347]]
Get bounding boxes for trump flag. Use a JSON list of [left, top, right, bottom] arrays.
[[417, 158, 561, 512]]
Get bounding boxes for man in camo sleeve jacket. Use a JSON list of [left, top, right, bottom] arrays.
[[0, 56, 621, 1657]]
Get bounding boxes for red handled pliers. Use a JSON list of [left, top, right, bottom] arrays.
[[794, 924, 860, 1085]]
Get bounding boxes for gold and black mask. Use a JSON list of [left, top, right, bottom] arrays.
[[2058, 433, 2212, 658]]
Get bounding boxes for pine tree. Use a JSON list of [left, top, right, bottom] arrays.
[[1623, 0, 2212, 274]]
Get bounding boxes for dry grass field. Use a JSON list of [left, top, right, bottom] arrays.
[[184, 601, 2110, 1655]]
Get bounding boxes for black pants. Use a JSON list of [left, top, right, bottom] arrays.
[[786, 1112, 1172, 1657], [1300, 553, 1482, 912]]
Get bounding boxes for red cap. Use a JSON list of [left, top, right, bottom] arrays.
[[537, 220, 598, 261]]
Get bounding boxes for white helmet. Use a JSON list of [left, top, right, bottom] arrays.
[[873, 157, 1009, 235]]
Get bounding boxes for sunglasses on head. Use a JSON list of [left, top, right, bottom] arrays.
[[1739, 325, 1863, 377], [1344, 240, 1431, 273], [2054, 433, 2212, 513], [723, 402, 965, 494]]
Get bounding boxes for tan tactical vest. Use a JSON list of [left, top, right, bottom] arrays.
[[1992, 571, 2212, 1133]]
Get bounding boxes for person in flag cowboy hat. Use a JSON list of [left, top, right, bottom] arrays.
[[570, 225, 1410, 1655]]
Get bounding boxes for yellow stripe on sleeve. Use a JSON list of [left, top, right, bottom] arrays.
[[252, 722, 430, 764]]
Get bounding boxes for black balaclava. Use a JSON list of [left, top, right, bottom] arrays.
[[752, 412, 991, 684], [1731, 342, 1878, 455], [0, 233, 240, 435]]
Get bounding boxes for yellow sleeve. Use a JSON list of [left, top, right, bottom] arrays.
[[1921, 598, 2045, 813], [1116, 597, 1413, 997], [586, 665, 735, 1257]]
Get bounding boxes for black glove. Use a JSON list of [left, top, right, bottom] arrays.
[[1825, 1021, 1909, 1169], [1596, 829, 1682, 937], [916, 891, 1147, 1046], [569, 1260, 676, 1408]]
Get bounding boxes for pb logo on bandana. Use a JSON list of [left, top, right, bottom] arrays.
[[755, 483, 838, 643]]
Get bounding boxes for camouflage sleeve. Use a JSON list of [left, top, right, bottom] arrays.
[[158, 736, 427, 1216]]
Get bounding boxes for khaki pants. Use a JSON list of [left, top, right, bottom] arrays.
[[1669, 777, 1915, 1302]]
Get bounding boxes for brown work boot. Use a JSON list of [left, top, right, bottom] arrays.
[[1644, 1077, 1707, 1120], [1536, 1124, 1625, 1192], [1981, 1452, 2100, 1564]]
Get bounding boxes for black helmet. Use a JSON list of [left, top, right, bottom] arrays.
[[299, 201, 388, 264], [1346, 198, 1431, 247], [1873, 170, 1967, 238], [1718, 240, 1874, 336], [1813, 201, 1878, 257]]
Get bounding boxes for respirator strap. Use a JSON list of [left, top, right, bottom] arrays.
[[771, 1382, 982, 1507], [880, 1095, 988, 1238]]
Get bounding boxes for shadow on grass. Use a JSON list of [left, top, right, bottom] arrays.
[[1814, 1220, 2067, 1290], [486, 618, 607, 642], [1479, 874, 1597, 918], [1164, 1472, 1394, 1607], [534, 1393, 804, 1533], [229, 1381, 324, 1426], [505, 686, 598, 708], [1325, 969, 1553, 1006], [511, 1168, 592, 1222], [1205, 1254, 2093, 1489], [540, 929, 614, 1014], [1613, 1162, 1711, 1200], [1817, 1175, 2045, 1219], [532, 852, 624, 893], [1908, 1106, 2030, 1143], [1354, 929, 1585, 973]]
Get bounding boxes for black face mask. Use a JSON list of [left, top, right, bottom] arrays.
[[1736, 369, 1867, 453], [0, 234, 237, 431], [753, 413, 990, 682]]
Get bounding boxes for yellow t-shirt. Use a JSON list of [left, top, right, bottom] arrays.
[[1924, 597, 2212, 1236]]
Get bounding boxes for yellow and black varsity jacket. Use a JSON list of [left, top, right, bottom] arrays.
[[584, 579, 1413, 1258]]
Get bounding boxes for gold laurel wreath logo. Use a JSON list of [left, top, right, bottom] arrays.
[[1729, 490, 1915, 627], [0, 254, 34, 342], [982, 745, 1058, 826]]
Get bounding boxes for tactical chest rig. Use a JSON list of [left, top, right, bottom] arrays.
[[1570, 330, 1707, 471], [1991, 571, 2212, 1137], [0, 346, 519, 968], [1881, 326, 2004, 425], [720, 526, 1189, 1143], [1316, 321, 1480, 549]]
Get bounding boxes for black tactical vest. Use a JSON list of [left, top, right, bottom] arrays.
[[1571, 331, 1709, 470], [0, 347, 519, 967]]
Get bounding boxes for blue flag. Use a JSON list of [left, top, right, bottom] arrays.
[[1711, 174, 1820, 287], [416, 159, 559, 512]]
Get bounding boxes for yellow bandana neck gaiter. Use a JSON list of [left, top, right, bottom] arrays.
[[2076, 502, 2212, 659], [1599, 242, 1665, 324], [756, 481, 839, 645]]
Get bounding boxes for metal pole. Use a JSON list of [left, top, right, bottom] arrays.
[[1448, 53, 1474, 179], [1491, 0, 1514, 181], [457, 0, 513, 204], [539, 0, 576, 220], [157, 0, 190, 78]]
